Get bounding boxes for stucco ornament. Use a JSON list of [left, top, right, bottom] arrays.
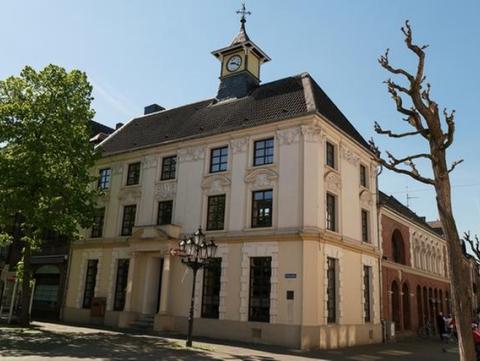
[[359, 189, 373, 207], [142, 155, 157, 170], [118, 188, 142, 203], [341, 144, 360, 165], [324, 170, 341, 192], [112, 163, 124, 175], [177, 145, 205, 162], [300, 124, 322, 142], [155, 181, 177, 200], [230, 137, 249, 154], [201, 174, 231, 194], [245, 168, 279, 189], [276, 127, 301, 145]]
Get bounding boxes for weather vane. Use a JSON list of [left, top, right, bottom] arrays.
[[236, 2, 251, 24]]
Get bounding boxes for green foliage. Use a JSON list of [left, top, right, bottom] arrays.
[[0, 65, 99, 247]]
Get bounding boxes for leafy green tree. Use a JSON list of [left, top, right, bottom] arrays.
[[0, 65, 98, 326]]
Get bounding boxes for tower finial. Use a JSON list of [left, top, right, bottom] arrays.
[[236, 2, 251, 27]]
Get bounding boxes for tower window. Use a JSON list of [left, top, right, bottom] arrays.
[[326, 193, 337, 232], [91, 207, 105, 238], [253, 138, 274, 166], [202, 258, 222, 319], [327, 257, 337, 323], [210, 146, 228, 173], [98, 168, 111, 190], [157, 201, 173, 225], [360, 164, 368, 187], [126, 162, 141, 185], [206, 195, 226, 231], [252, 190, 273, 228], [249, 257, 271, 323], [361, 209, 370, 243], [326, 142, 336, 169], [161, 155, 177, 181], [121, 205, 136, 236], [82, 259, 98, 309]]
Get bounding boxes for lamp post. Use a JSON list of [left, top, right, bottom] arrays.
[[172, 227, 217, 347]]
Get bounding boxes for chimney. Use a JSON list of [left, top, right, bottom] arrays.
[[144, 103, 165, 115], [116, 122, 124, 130]]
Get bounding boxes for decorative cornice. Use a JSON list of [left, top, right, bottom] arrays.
[[245, 167, 278, 189], [341, 144, 360, 166], [276, 127, 301, 145], [154, 181, 177, 200], [142, 155, 157, 170], [324, 170, 341, 193], [300, 124, 322, 142], [230, 137, 249, 154], [178, 146, 205, 162], [360, 189, 373, 208], [201, 174, 231, 194]]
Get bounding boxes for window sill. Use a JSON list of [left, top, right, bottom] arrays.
[[324, 165, 339, 173], [244, 226, 274, 232]]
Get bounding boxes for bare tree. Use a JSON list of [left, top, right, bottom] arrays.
[[464, 232, 480, 263], [370, 21, 476, 360]]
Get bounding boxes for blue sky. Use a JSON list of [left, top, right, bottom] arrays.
[[1, 0, 479, 235]]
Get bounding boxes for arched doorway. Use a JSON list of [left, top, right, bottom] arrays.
[[402, 283, 411, 330], [392, 230, 406, 264], [416, 285, 423, 327], [423, 286, 428, 324], [391, 281, 400, 330]]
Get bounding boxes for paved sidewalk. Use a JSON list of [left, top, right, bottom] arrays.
[[0, 321, 459, 360]]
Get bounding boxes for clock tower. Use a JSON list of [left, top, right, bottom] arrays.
[[212, 4, 271, 100]]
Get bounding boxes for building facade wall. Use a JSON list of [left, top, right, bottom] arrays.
[[379, 209, 450, 334], [63, 115, 382, 350]]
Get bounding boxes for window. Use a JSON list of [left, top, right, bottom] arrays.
[[326, 193, 337, 232], [249, 257, 271, 322], [206, 195, 226, 231], [361, 209, 369, 243], [114, 259, 129, 311], [392, 230, 405, 264], [98, 168, 111, 190], [161, 155, 176, 180], [82, 259, 98, 309], [126, 162, 141, 185], [326, 142, 336, 168], [91, 207, 105, 238], [121, 205, 136, 236], [201, 258, 221, 318], [327, 257, 337, 323], [360, 164, 368, 187], [210, 146, 228, 173], [251, 190, 273, 228], [253, 138, 274, 166], [363, 266, 372, 322], [157, 201, 173, 225]]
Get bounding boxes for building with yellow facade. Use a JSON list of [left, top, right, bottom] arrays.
[[63, 10, 382, 350]]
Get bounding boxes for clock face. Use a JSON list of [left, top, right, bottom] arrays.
[[226, 55, 242, 72]]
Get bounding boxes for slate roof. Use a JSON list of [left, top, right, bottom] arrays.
[[89, 120, 114, 137], [99, 73, 371, 156], [379, 191, 440, 236]]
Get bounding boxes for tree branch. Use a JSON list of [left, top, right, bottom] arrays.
[[378, 48, 415, 83], [442, 108, 456, 149], [401, 20, 429, 86], [374, 121, 423, 138], [463, 231, 480, 263], [369, 140, 435, 185], [447, 159, 464, 173]]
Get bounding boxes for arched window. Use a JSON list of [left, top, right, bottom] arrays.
[[392, 230, 406, 265]]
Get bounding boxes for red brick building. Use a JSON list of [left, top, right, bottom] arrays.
[[379, 192, 450, 334]]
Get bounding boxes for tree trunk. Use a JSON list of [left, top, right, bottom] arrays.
[[18, 243, 32, 326], [435, 171, 476, 360]]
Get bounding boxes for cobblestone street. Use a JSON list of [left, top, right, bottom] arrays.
[[0, 322, 459, 361]]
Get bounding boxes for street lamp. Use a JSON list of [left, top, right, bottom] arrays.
[[172, 227, 217, 347]]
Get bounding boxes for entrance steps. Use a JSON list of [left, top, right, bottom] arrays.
[[130, 313, 155, 331]]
